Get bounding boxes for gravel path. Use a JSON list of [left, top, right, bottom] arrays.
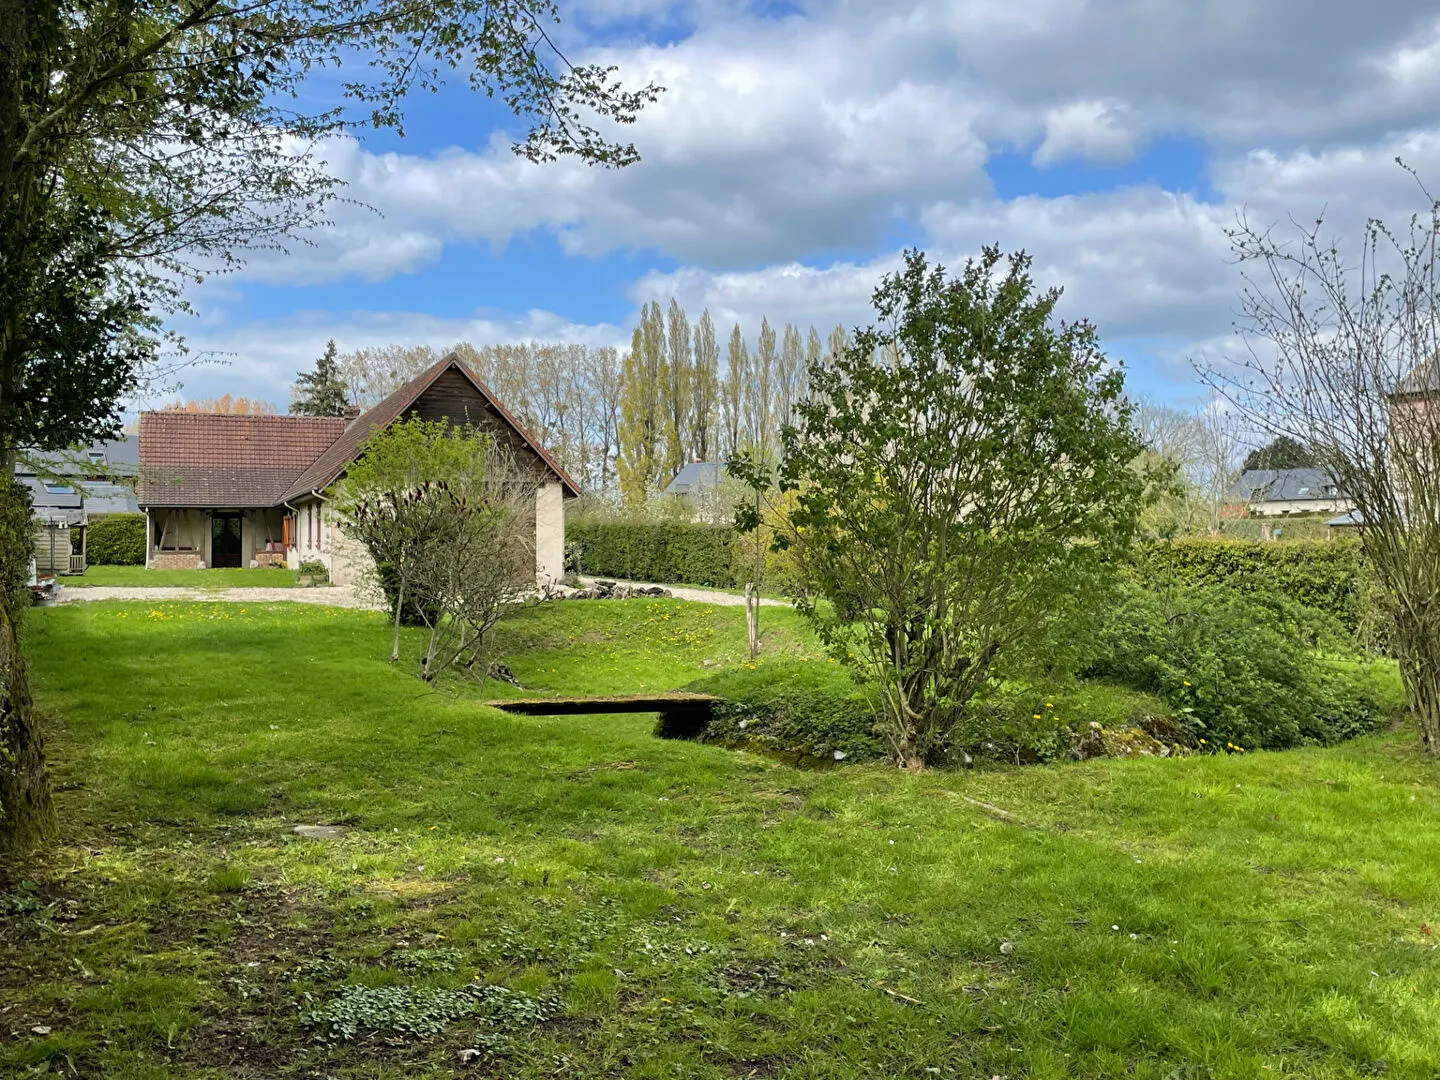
[[56, 581, 784, 611], [577, 577, 785, 607], [56, 585, 381, 609]]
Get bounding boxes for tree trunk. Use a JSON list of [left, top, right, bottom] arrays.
[[1398, 639, 1440, 754], [0, 595, 56, 851], [391, 578, 404, 662]]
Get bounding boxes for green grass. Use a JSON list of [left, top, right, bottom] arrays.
[[3, 598, 1438, 1079], [68, 565, 300, 588]]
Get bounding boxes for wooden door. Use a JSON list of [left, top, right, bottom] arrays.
[[211, 514, 243, 568]]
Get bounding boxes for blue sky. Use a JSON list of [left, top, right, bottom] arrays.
[[170, 0, 1440, 411]]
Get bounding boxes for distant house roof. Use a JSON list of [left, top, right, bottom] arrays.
[[137, 413, 349, 508], [1227, 468, 1343, 504], [18, 437, 138, 481], [21, 476, 82, 510], [1395, 354, 1440, 396], [1327, 509, 1365, 529], [662, 462, 722, 498], [83, 482, 141, 515]]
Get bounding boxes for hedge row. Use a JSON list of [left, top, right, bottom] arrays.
[[566, 520, 739, 588], [1131, 538, 1363, 629], [85, 513, 146, 566]]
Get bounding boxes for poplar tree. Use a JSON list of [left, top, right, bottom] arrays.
[[692, 310, 720, 461], [723, 324, 750, 461], [664, 300, 692, 478], [748, 317, 778, 460], [618, 303, 666, 507], [778, 323, 805, 434], [805, 325, 822, 395], [828, 324, 850, 361]]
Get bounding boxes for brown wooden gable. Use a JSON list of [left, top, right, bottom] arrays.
[[280, 356, 581, 503]]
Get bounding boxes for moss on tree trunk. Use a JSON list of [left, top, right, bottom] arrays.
[[0, 597, 55, 849]]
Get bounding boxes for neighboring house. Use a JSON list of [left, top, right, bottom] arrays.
[[1226, 468, 1353, 517], [661, 461, 726, 521], [662, 461, 722, 500], [136, 356, 580, 583], [18, 437, 140, 575], [1326, 509, 1364, 533]]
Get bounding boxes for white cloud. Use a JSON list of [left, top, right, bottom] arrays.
[[159, 306, 626, 406], [1033, 100, 1139, 167]]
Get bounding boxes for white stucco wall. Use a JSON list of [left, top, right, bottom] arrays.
[[1251, 498, 1353, 517], [535, 481, 565, 585]]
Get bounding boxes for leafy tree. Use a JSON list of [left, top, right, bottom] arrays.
[[0, 0, 658, 847], [663, 300, 692, 479], [722, 324, 748, 461], [740, 249, 1143, 770], [164, 395, 276, 415], [690, 310, 720, 462], [1241, 435, 1318, 472], [337, 417, 532, 672], [0, 195, 153, 846], [746, 317, 777, 461], [618, 302, 666, 507], [292, 340, 352, 417]]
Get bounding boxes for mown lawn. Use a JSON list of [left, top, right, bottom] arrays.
[[67, 566, 300, 588], [71, 567, 302, 593], [3, 599, 1439, 1079]]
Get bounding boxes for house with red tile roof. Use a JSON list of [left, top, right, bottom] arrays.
[[137, 356, 579, 584]]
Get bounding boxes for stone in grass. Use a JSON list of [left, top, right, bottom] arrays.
[[293, 824, 347, 840]]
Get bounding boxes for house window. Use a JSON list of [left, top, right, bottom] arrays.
[[43, 483, 73, 495]]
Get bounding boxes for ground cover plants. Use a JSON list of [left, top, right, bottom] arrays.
[[4, 597, 1436, 1079]]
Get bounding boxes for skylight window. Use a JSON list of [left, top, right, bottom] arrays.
[[43, 483, 73, 495]]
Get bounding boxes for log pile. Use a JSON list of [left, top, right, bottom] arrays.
[[543, 579, 673, 601]]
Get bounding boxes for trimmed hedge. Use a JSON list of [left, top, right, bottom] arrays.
[[567, 520, 738, 588], [1131, 539, 1362, 629], [85, 513, 146, 565], [657, 661, 886, 765]]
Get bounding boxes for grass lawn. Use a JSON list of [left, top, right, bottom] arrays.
[[4, 598, 1439, 1078], [67, 566, 300, 588]]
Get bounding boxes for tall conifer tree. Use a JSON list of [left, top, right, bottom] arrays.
[[292, 340, 351, 416]]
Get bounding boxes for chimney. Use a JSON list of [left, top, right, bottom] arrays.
[[344, 404, 362, 419]]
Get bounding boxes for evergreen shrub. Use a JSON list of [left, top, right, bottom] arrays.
[[85, 513, 146, 565]]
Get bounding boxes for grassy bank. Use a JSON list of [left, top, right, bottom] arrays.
[[67, 566, 300, 588], [3, 599, 1437, 1079]]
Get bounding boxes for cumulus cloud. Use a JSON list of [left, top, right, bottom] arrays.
[[175, 1, 1440, 407], [158, 306, 626, 406], [1032, 100, 1140, 167]]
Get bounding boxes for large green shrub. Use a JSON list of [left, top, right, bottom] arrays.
[[658, 661, 886, 764], [567, 520, 738, 587], [85, 513, 146, 565], [1082, 579, 1386, 750], [1132, 539, 1362, 629]]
